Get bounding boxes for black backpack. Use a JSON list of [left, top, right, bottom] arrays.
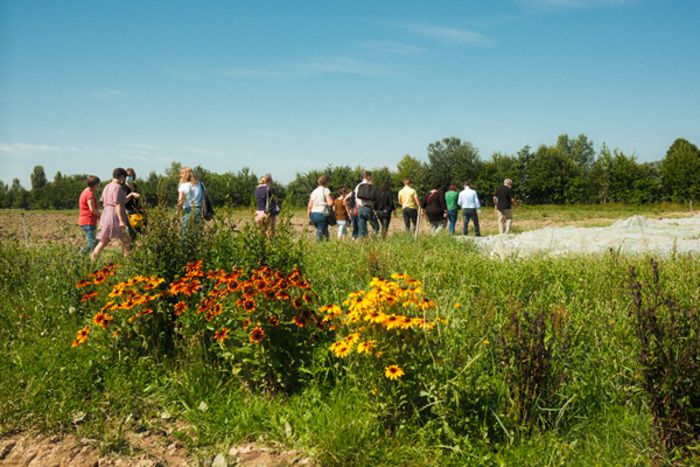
[[356, 183, 377, 204], [201, 185, 214, 221], [346, 191, 356, 209]]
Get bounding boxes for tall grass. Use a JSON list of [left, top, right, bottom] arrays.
[[1, 210, 699, 464]]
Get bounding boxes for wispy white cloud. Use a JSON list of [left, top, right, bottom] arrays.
[[0, 96, 29, 104], [517, 0, 630, 10], [394, 22, 492, 45], [183, 145, 224, 157], [124, 143, 161, 152], [358, 40, 425, 56], [219, 67, 299, 79], [0, 142, 84, 153], [92, 89, 126, 102], [215, 56, 393, 80], [299, 56, 392, 77], [157, 64, 211, 82]]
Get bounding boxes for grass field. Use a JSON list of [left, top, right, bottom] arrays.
[[1, 204, 699, 465]]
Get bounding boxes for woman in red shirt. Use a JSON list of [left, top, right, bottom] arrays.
[[78, 175, 101, 254]]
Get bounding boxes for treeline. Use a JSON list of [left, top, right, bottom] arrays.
[[2, 135, 699, 210]]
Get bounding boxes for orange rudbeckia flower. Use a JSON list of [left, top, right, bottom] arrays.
[[249, 326, 265, 344]]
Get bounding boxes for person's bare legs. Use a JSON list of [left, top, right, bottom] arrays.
[[91, 238, 109, 261], [497, 210, 506, 234], [120, 235, 131, 257]]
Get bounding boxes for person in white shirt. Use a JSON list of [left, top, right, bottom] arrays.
[[307, 175, 334, 241], [353, 170, 379, 238], [457, 181, 481, 237]]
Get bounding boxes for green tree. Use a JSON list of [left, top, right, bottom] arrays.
[[393, 154, 427, 195], [286, 170, 324, 207], [660, 138, 700, 202], [556, 133, 595, 172], [30, 165, 49, 209], [0, 180, 9, 208], [521, 145, 580, 204], [478, 152, 521, 206], [229, 167, 259, 207], [8, 178, 29, 209], [426, 137, 481, 190]]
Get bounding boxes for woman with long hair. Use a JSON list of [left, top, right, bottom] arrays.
[[254, 174, 279, 237], [176, 166, 203, 236]]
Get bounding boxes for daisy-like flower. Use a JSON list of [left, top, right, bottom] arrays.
[[249, 326, 265, 344], [121, 297, 138, 310], [226, 279, 241, 293], [364, 309, 386, 324], [268, 315, 280, 326], [345, 332, 361, 345], [265, 289, 277, 300], [80, 291, 98, 303], [330, 341, 351, 358], [383, 314, 402, 330], [292, 314, 307, 328], [92, 271, 108, 285], [143, 277, 165, 291], [275, 291, 291, 301], [93, 312, 113, 329], [173, 301, 187, 317], [75, 279, 92, 289], [213, 327, 230, 342], [108, 283, 126, 298], [241, 284, 255, 296], [242, 297, 257, 313], [356, 340, 374, 354], [384, 365, 405, 380], [398, 316, 413, 330], [75, 325, 90, 343]]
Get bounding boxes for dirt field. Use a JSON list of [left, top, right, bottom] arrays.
[[0, 430, 314, 466], [0, 206, 694, 247]]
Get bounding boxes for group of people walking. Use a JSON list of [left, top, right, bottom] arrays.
[[305, 171, 516, 242], [78, 166, 201, 260], [78, 165, 516, 254], [78, 167, 142, 260]]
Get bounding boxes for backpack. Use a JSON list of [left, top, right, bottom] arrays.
[[356, 183, 378, 205], [346, 191, 356, 209], [264, 186, 281, 215], [201, 185, 214, 221]]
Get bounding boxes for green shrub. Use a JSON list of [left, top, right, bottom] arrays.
[[630, 259, 700, 456]]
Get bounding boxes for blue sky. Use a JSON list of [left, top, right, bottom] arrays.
[[1, 0, 699, 187]]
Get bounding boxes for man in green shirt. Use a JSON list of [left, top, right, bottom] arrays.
[[444, 184, 459, 235]]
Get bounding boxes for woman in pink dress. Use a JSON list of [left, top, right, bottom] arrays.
[[91, 168, 130, 261]]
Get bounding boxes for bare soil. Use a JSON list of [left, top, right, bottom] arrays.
[[4, 207, 691, 247], [0, 430, 314, 466]]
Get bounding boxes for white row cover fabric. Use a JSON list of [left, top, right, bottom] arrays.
[[467, 215, 700, 258]]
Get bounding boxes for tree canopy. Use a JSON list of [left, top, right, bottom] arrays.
[[2, 135, 696, 210]]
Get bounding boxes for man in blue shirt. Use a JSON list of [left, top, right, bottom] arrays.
[[457, 181, 481, 237]]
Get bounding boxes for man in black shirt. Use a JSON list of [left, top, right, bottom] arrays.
[[493, 178, 515, 234]]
